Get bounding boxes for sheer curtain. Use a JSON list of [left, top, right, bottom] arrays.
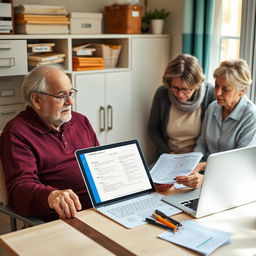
[[239, 0, 256, 102], [208, 0, 222, 83], [182, 0, 215, 78]]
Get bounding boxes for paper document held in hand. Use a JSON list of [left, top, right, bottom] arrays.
[[150, 152, 203, 184]]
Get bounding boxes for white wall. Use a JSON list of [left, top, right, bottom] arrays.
[[147, 0, 184, 58]]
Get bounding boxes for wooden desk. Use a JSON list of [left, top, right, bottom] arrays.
[[1, 190, 256, 256]]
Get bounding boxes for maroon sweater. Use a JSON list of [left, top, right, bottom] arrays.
[[0, 107, 99, 221]]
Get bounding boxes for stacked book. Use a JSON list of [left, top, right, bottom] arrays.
[[72, 44, 104, 71], [14, 4, 69, 34], [27, 43, 65, 67], [28, 53, 66, 67], [72, 57, 104, 71]]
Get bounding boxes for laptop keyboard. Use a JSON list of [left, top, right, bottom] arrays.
[[180, 198, 199, 211], [108, 197, 161, 219]]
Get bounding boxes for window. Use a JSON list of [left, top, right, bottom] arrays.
[[219, 0, 242, 62], [208, 0, 242, 82]]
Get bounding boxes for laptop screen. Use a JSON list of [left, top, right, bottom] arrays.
[[75, 140, 154, 207]]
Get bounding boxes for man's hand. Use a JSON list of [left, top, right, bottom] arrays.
[[48, 189, 82, 219], [175, 171, 204, 189]]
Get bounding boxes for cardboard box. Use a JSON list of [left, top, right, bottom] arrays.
[[70, 12, 102, 34], [105, 4, 142, 34]]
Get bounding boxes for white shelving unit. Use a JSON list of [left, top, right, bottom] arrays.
[[0, 34, 170, 162]]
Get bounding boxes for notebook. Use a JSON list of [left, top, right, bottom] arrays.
[[75, 140, 181, 228], [162, 146, 256, 218]]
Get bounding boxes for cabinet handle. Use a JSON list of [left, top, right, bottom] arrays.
[[0, 89, 15, 97], [107, 105, 113, 130], [0, 57, 15, 68], [99, 106, 105, 132]]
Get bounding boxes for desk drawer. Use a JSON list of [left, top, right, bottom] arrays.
[[0, 76, 24, 105], [0, 40, 28, 76], [0, 103, 25, 130]]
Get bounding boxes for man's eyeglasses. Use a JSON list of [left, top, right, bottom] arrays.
[[35, 88, 78, 103], [169, 85, 194, 95]]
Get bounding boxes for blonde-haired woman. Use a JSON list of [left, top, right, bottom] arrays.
[[148, 54, 215, 156], [176, 59, 256, 188]]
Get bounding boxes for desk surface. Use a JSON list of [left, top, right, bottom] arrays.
[[1, 189, 256, 256]]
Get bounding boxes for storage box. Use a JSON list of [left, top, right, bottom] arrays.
[[70, 12, 102, 34], [105, 4, 142, 34]]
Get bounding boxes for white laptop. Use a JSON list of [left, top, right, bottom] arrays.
[[75, 140, 181, 228], [162, 146, 256, 218]]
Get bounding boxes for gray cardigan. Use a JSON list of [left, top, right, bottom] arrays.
[[148, 82, 215, 157]]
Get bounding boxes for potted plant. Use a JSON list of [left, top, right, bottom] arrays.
[[142, 8, 170, 34]]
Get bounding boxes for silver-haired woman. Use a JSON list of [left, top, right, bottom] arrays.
[[176, 59, 256, 188]]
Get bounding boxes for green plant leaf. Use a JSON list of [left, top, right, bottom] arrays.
[[142, 8, 170, 24]]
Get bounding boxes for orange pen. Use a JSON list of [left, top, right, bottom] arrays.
[[152, 212, 178, 232]]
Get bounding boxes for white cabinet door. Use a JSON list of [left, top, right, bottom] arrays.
[[75, 71, 131, 145], [75, 73, 106, 143], [105, 72, 131, 143]]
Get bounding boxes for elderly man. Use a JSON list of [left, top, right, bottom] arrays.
[[0, 65, 99, 221]]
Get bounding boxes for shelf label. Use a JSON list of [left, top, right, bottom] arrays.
[[32, 46, 51, 52], [132, 11, 139, 17]]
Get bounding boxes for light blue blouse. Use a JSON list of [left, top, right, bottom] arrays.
[[194, 96, 256, 158]]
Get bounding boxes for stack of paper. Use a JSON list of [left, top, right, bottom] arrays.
[[158, 220, 233, 255], [28, 53, 66, 67], [72, 57, 104, 71], [14, 4, 69, 34], [95, 44, 122, 68]]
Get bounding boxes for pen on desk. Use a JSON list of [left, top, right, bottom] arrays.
[[152, 213, 178, 231], [145, 218, 174, 232], [155, 210, 183, 227]]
